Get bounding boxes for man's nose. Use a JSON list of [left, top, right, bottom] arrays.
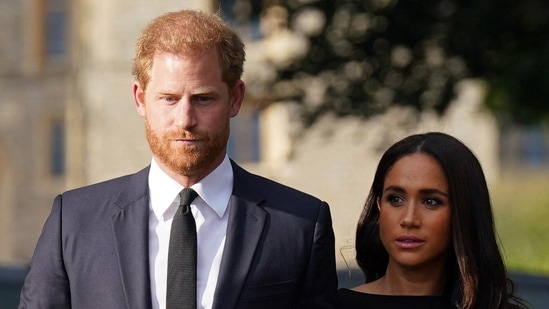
[[174, 100, 196, 129]]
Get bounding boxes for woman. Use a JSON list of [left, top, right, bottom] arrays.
[[338, 132, 529, 309]]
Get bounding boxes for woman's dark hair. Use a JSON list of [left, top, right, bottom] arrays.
[[355, 132, 529, 309]]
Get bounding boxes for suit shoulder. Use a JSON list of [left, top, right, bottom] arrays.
[[60, 167, 149, 203], [251, 172, 318, 199], [232, 161, 324, 205]]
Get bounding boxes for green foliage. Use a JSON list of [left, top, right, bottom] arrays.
[[493, 172, 549, 275], [260, 0, 549, 125], [449, 1, 549, 125]]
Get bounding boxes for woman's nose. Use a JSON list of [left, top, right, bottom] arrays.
[[400, 203, 421, 228]]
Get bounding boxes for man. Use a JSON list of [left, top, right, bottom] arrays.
[[19, 9, 337, 309]]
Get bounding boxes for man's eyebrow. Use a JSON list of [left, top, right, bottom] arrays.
[[190, 86, 217, 95]]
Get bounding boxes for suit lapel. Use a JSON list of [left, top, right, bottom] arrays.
[[111, 167, 152, 309], [212, 162, 267, 309]]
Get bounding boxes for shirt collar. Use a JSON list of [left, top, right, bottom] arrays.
[[148, 155, 233, 220]]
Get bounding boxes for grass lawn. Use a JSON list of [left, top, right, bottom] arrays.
[[492, 170, 549, 276]]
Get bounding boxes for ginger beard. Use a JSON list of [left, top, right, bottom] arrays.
[[144, 115, 229, 177]]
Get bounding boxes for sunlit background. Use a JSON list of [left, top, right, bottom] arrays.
[[1, 0, 548, 307]]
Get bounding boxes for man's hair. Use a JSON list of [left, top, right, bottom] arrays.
[[132, 10, 245, 89]]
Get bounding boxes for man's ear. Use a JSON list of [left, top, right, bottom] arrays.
[[229, 80, 245, 118], [133, 81, 146, 117]]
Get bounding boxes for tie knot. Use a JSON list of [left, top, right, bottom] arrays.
[[179, 188, 198, 207]]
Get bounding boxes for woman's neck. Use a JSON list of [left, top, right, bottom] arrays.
[[354, 261, 447, 296], [381, 261, 447, 295]]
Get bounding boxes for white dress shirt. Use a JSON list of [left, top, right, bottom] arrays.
[[148, 155, 233, 309]]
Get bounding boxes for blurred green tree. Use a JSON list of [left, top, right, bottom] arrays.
[[235, 0, 549, 126]]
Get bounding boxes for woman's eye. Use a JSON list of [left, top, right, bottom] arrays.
[[388, 195, 404, 205], [424, 198, 442, 207]]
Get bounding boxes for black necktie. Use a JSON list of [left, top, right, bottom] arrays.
[[167, 188, 198, 309]]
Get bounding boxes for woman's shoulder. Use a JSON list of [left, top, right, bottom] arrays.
[[337, 288, 453, 309]]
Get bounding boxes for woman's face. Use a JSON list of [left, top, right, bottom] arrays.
[[378, 153, 452, 272]]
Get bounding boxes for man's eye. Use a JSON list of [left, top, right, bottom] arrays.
[[193, 96, 213, 103], [161, 97, 178, 104]]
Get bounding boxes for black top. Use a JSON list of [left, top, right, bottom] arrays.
[[337, 288, 453, 309]]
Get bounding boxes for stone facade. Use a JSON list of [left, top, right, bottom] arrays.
[[0, 0, 215, 266], [0, 0, 70, 264]]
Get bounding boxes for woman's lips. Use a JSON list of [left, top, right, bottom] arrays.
[[395, 236, 425, 249]]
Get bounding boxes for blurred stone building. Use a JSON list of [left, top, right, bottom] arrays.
[[0, 0, 217, 266], [0, 0, 513, 270], [0, 0, 72, 265]]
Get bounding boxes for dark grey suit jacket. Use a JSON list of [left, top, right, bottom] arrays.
[[19, 161, 337, 308]]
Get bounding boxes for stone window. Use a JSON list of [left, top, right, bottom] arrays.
[[43, 0, 68, 63], [50, 120, 65, 177]]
